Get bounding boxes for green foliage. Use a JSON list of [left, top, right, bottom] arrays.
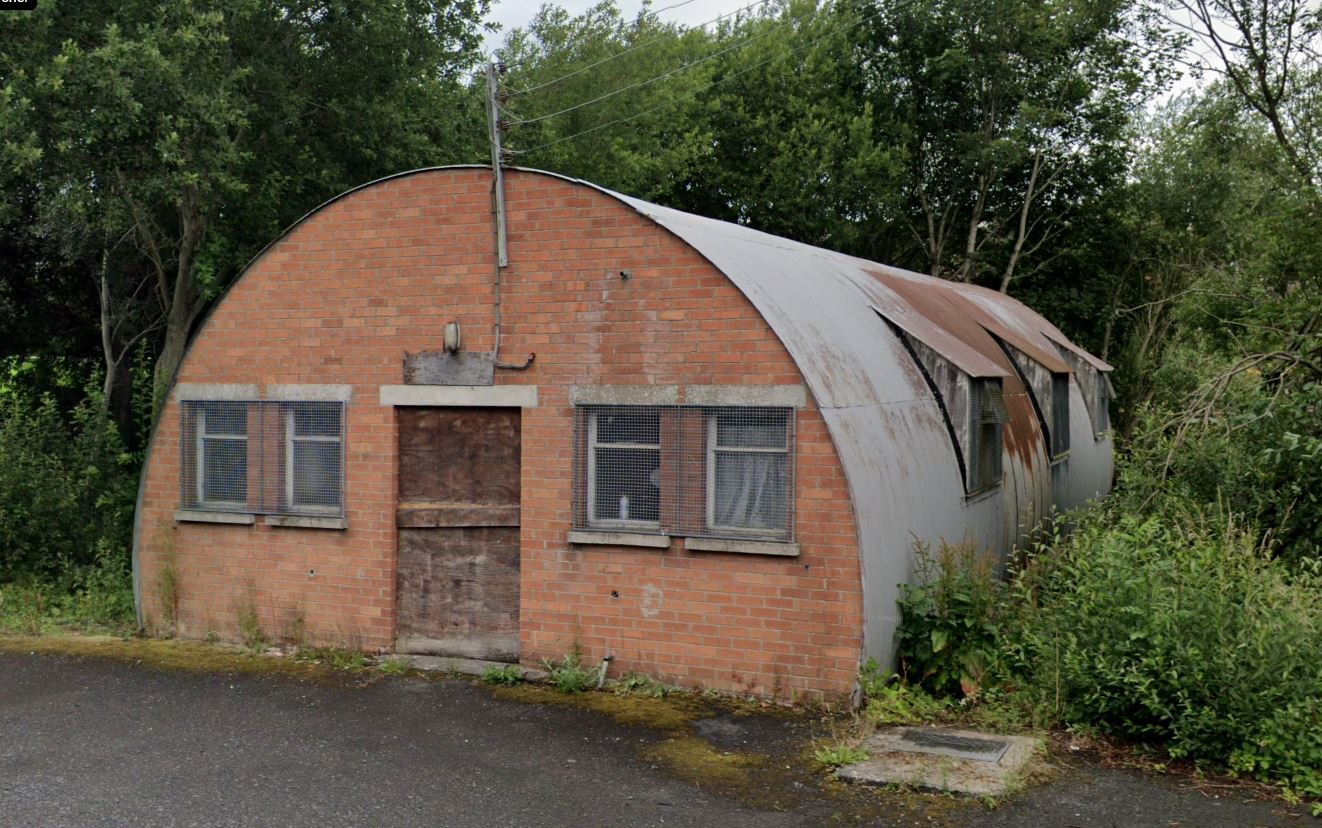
[[0, 392, 136, 582], [611, 672, 676, 698], [858, 660, 948, 725], [377, 657, 409, 676], [295, 647, 368, 671], [0, 549, 135, 635], [895, 541, 1004, 698], [1004, 507, 1322, 798], [480, 664, 525, 686], [814, 743, 869, 768], [542, 647, 602, 694], [235, 593, 266, 653]]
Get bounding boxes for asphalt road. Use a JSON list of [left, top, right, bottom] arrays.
[[0, 650, 1307, 827]]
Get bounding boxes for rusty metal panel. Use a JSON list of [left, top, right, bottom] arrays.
[[404, 351, 496, 386], [396, 407, 521, 662]]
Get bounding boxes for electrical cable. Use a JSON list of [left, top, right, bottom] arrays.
[[506, 1, 828, 127], [507, 3, 887, 157], [502, 0, 778, 97]]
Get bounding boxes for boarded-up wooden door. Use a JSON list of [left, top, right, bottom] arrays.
[[396, 407, 520, 661]]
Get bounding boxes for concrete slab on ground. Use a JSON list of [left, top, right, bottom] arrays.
[[837, 726, 1041, 797], [396, 653, 548, 681]]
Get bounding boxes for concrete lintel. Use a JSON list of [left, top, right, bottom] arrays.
[[173, 384, 258, 402], [683, 384, 808, 408], [264, 384, 352, 402], [175, 510, 255, 525], [684, 536, 800, 557], [571, 385, 680, 405], [567, 530, 671, 549], [264, 514, 348, 530], [380, 384, 537, 407]]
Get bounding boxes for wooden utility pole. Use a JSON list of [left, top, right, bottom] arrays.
[[486, 60, 509, 268]]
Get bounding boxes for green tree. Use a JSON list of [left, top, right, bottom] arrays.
[[1, 0, 490, 422], [848, 0, 1177, 289]]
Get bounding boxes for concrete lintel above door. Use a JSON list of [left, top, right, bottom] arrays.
[[379, 385, 537, 407]]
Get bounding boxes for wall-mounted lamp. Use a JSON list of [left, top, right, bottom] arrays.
[[443, 321, 462, 353]]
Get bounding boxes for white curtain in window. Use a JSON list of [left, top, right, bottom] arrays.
[[714, 453, 787, 530]]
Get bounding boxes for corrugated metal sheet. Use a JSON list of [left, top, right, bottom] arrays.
[[581, 181, 1111, 669]]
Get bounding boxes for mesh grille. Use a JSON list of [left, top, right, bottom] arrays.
[[1051, 373, 1070, 456], [180, 401, 344, 516], [573, 405, 795, 542], [968, 380, 1005, 492]]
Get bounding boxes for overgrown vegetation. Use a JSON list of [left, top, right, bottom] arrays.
[[814, 743, 870, 768], [887, 507, 1322, 802], [542, 647, 603, 694], [0, 388, 137, 636], [481, 664, 526, 686]]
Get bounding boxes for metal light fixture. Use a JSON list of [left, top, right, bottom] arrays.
[[443, 321, 462, 353]]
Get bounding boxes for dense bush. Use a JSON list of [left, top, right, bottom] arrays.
[[1003, 508, 1322, 797], [1122, 342, 1322, 567], [0, 392, 137, 581]]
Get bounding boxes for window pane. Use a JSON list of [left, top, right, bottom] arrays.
[[713, 452, 788, 531], [292, 441, 341, 508], [715, 410, 787, 449], [592, 447, 660, 523], [594, 410, 660, 445], [292, 403, 341, 438], [203, 403, 246, 437], [202, 438, 247, 504]]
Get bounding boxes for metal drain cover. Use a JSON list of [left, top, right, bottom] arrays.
[[894, 729, 1011, 763]]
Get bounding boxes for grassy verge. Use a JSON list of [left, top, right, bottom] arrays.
[[0, 556, 136, 637]]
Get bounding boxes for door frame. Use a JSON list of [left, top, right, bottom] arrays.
[[382, 384, 538, 657]]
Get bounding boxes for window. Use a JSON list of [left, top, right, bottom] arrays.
[[574, 405, 795, 542], [181, 400, 344, 517], [1050, 372, 1070, 458], [1096, 373, 1113, 435], [194, 402, 248, 509], [707, 409, 790, 535], [286, 403, 343, 514], [968, 379, 1009, 493], [586, 407, 662, 529]]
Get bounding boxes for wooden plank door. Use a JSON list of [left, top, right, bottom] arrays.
[[395, 407, 521, 661]]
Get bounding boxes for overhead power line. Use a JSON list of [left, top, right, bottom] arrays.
[[506, 2, 828, 128], [503, 0, 778, 98], [508, 3, 889, 157], [496, 0, 704, 69]]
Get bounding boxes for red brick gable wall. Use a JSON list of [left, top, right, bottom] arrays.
[[136, 168, 863, 701]]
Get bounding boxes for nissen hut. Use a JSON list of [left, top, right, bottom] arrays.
[[132, 166, 1114, 701]]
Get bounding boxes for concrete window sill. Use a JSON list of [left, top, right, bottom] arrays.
[[175, 510, 255, 525], [684, 537, 800, 557], [567, 530, 670, 549], [264, 514, 348, 530]]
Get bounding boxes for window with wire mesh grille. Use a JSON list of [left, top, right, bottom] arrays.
[[180, 401, 344, 516], [1050, 372, 1070, 458], [1096, 373, 1113, 435], [573, 405, 794, 542], [968, 379, 1009, 493]]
